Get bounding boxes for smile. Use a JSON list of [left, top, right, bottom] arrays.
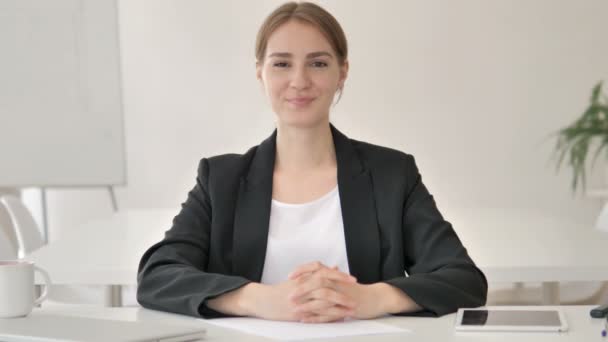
[[287, 97, 315, 107]]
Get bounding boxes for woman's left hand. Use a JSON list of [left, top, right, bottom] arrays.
[[288, 262, 390, 322]]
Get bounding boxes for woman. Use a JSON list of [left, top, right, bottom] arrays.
[[137, 1, 487, 323]]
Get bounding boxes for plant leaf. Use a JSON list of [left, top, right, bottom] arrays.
[[591, 81, 603, 103], [553, 80, 607, 193]]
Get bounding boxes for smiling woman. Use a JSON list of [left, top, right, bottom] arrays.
[[136, 1, 488, 324], [256, 16, 347, 129]]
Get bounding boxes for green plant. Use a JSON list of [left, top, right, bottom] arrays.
[[554, 81, 608, 192]]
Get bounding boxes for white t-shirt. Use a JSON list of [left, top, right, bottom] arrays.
[[260, 186, 350, 284]]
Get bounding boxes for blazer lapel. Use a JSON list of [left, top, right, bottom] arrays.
[[332, 125, 381, 284], [232, 125, 381, 284], [232, 131, 276, 281]]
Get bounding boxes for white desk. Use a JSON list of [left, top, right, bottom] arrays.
[[28, 209, 178, 306], [28, 209, 177, 286], [451, 207, 608, 283], [1, 305, 604, 341], [449, 207, 608, 304], [26, 208, 608, 306]]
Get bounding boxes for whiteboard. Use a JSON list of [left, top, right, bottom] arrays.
[[0, 0, 125, 187]]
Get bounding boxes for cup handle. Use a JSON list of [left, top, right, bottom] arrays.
[[33, 265, 52, 305]]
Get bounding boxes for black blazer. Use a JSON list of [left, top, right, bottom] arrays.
[[137, 125, 487, 318]]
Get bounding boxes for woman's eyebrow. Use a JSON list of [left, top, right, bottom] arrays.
[[267, 51, 334, 59]]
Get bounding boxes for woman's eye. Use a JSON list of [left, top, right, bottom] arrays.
[[272, 61, 327, 68]]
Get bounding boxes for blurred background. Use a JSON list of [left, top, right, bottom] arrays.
[[1, 0, 608, 306]]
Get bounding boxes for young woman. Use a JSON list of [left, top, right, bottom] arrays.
[[137, 2, 487, 323]]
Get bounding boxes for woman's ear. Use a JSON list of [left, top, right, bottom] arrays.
[[256, 61, 263, 83], [339, 60, 349, 87], [256, 62, 266, 94]]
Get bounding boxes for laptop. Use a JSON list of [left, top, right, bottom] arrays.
[[0, 315, 206, 342]]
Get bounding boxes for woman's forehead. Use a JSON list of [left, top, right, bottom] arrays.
[[265, 20, 334, 57]]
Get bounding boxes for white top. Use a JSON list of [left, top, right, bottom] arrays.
[[260, 186, 350, 284]]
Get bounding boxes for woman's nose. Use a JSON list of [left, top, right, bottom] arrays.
[[289, 66, 311, 89]]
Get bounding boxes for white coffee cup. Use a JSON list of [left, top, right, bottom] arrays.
[[0, 260, 51, 318]]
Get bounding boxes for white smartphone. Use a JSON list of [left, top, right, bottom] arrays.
[[455, 307, 568, 332]]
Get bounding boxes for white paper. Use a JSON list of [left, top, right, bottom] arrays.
[[201, 317, 409, 340]]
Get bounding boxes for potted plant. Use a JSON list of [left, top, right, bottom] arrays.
[[554, 81, 608, 193]]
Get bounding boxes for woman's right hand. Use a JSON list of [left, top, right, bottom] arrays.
[[242, 280, 305, 321]]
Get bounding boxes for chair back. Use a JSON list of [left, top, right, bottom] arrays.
[[0, 225, 18, 260], [0, 195, 45, 258]]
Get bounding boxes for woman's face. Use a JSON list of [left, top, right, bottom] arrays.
[[257, 20, 348, 129]]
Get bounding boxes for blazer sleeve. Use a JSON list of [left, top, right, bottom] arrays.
[[137, 158, 251, 318], [384, 155, 488, 317]]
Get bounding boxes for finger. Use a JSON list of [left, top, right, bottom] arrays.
[[296, 297, 356, 315], [294, 299, 335, 314], [288, 261, 327, 280], [294, 287, 356, 309], [292, 271, 314, 280], [315, 267, 357, 284], [305, 288, 357, 309], [311, 304, 355, 318], [289, 263, 356, 284], [290, 276, 334, 302], [290, 270, 356, 302], [293, 267, 355, 289], [300, 312, 351, 324]]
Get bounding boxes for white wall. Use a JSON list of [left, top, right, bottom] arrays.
[[43, 0, 608, 242]]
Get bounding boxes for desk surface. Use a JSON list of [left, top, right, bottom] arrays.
[[27, 208, 608, 285], [451, 207, 608, 282], [4, 305, 603, 342]]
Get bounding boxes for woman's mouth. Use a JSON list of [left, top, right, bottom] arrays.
[[287, 97, 315, 107]]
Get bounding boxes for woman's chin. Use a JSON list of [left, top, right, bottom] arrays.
[[277, 112, 328, 129]]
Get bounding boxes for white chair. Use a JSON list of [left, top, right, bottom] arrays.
[[0, 224, 18, 260], [0, 195, 45, 258], [0, 202, 19, 260]]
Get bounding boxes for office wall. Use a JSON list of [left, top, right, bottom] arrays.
[[13, 0, 602, 305], [43, 0, 608, 237]]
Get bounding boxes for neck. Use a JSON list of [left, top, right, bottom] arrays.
[[275, 121, 336, 173]]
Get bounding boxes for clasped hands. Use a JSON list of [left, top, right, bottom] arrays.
[[208, 261, 419, 321], [252, 261, 388, 323]]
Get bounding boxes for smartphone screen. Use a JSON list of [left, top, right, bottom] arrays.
[[461, 310, 562, 326]]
